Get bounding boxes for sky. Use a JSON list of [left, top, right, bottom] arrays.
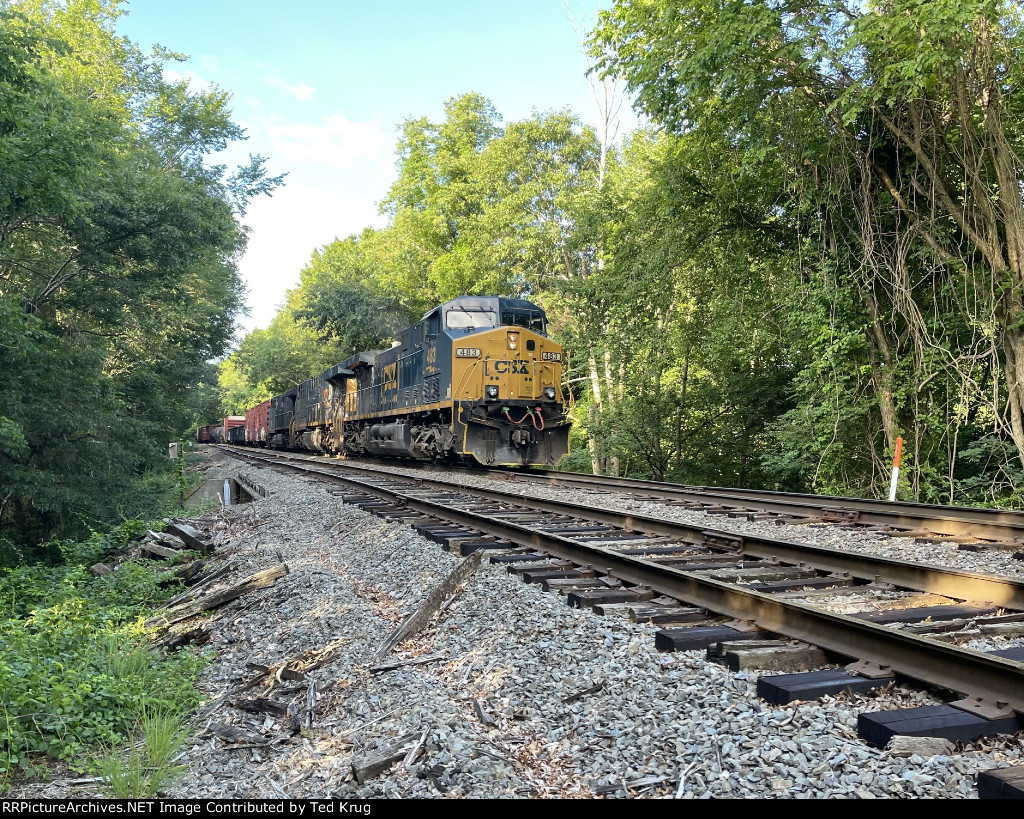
[[115, 0, 629, 336]]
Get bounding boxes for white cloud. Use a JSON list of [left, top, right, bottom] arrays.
[[163, 67, 212, 90], [263, 76, 316, 101], [259, 114, 391, 171], [235, 182, 390, 334], [199, 54, 220, 73]]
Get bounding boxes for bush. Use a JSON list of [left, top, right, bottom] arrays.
[[0, 532, 204, 791]]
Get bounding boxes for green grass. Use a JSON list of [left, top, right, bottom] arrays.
[[95, 706, 188, 798]]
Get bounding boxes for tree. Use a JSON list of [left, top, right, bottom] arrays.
[[0, 1, 281, 558], [592, 0, 1024, 502]]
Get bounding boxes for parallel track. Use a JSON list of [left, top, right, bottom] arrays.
[[349, 458, 1024, 542]]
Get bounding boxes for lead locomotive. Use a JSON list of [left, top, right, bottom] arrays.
[[209, 296, 571, 467]]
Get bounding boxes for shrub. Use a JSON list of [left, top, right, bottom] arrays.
[[0, 534, 204, 791]]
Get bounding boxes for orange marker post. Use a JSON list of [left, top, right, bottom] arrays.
[[888, 436, 903, 502]]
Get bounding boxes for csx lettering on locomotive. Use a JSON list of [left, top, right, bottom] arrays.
[[487, 360, 530, 375]]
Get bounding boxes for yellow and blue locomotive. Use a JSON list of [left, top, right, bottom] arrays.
[[264, 296, 570, 467]]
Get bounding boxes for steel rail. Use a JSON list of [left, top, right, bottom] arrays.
[[224, 446, 1024, 539], [230, 450, 1024, 712], [464, 467, 1024, 541], [233, 448, 1024, 610]]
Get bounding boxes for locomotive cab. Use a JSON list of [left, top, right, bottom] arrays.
[[442, 297, 569, 466]]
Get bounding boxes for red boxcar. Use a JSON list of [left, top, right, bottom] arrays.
[[223, 416, 244, 442], [245, 400, 271, 446]]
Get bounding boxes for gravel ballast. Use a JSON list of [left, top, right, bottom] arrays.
[[13, 449, 1024, 799]]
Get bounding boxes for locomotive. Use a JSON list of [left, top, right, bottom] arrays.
[[203, 296, 571, 467]]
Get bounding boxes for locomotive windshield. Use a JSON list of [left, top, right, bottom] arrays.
[[446, 307, 498, 330], [501, 309, 546, 334]]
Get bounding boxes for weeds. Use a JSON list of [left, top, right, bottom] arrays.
[[0, 527, 204, 792], [95, 706, 188, 798]]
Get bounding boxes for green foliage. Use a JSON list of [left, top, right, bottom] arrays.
[[220, 95, 601, 414], [95, 705, 188, 798], [589, 0, 1024, 502], [0, 1, 281, 557], [0, 537, 202, 791]]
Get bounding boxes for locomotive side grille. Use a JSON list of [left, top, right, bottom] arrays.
[[424, 375, 440, 403]]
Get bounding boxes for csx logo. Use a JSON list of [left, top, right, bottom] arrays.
[[487, 360, 529, 375]]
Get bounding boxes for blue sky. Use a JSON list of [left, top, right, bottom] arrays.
[[116, 0, 628, 334]]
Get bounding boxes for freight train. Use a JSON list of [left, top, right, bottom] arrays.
[[198, 296, 571, 467]]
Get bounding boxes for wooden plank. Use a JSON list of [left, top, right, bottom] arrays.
[[854, 604, 997, 625], [978, 766, 1024, 799], [165, 522, 214, 554], [719, 643, 829, 673], [704, 566, 820, 583], [617, 546, 708, 556], [629, 606, 710, 625], [449, 539, 512, 555], [155, 625, 211, 651], [542, 577, 605, 593], [352, 734, 419, 783], [173, 559, 206, 584], [857, 705, 1023, 748], [655, 625, 773, 652], [567, 588, 655, 608], [146, 563, 288, 628], [371, 552, 483, 662], [521, 568, 594, 584], [488, 552, 549, 564], [748, 576, 855, 592], [141, 543, 180, 560], [507, 560, 573, 575]]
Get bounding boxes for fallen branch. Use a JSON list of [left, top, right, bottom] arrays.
[[563, 681, 604, 704], [235, 699, 289, 718], [166, 559, 237, 606], [473, 699, 496, 727], [403, 725, 431, 768], [368, 653, 447, 674], [233, 638, 347, 695]]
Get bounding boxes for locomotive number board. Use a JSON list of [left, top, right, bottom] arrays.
[[456, 347, 482, 358]]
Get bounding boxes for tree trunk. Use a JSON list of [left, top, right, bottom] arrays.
[[1002, 329, 1024, 472], [588, 353, 604, 475]]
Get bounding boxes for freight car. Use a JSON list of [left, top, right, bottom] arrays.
[[245, 400, 270, 446], [214, 296, 571, 467], [223, 416, 244, 443]]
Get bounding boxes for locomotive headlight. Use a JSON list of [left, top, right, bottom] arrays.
[[543, 386, 556, 401], [507, 331, 519, 351], [486, 385, 499, 400]]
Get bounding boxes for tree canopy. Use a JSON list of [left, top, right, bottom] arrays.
[[0, 0, 280, 563]]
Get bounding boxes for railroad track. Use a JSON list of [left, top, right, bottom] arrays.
[[342, 458, 1024, 544], [220, 446, 1024, 756]]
